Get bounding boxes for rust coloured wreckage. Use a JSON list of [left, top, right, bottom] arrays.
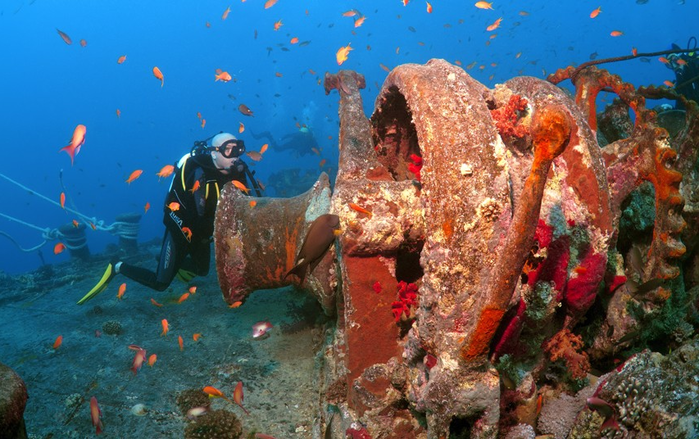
[[213, 59, 699, 438]]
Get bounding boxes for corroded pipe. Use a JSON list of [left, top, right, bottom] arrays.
[[461, 104, 573, 361]]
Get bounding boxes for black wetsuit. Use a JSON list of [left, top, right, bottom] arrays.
[[119, 152, 248, 291]]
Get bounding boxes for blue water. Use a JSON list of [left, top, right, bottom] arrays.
[[0, 0, 695, 274]]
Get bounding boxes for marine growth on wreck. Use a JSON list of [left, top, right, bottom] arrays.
[[215, 58, 699, 438]]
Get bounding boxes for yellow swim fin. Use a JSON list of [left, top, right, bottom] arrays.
[[77, 263, 116, 305], [176, 268, 197, 283]]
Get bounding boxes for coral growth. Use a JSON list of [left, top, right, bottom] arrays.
[[407, 153, 422, 181], [346, 425, 372, 439], [391, 281, 418, 322], [563, 251, 606, 325], [176, 388, 211, 415], [102, 320, 123, 336], [490, 94, 529, 138], [543, 329, 591, 380], [184, 409, 242, 439], [491, 298, 527, 361]]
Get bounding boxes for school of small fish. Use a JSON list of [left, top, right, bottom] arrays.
[[39, 1, 683, 435]]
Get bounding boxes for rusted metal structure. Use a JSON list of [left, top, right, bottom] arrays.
[[214, 59, 698, 438]]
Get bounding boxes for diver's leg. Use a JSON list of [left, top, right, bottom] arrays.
[[190, 239, 212, 277], [118, 229, 185, 291]]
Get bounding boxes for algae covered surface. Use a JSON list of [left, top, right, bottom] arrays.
[[0, 246, 324, 438]]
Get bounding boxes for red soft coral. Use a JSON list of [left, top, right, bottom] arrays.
[[392, 281, 419, 321], [564, 252, 606, 322], [543, 328, 590, 380], [490, 94, 529, 138], [491, 298, 527, 361], [407, 153, 422, 181]]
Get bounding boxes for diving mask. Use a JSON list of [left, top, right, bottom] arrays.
[[215, 139, 246, 158]]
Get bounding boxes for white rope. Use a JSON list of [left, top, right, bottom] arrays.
[[0, 173, 142, 252]]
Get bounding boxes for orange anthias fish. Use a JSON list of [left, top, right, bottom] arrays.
[[349, 202, 373, 218], [354, 16, 366, 28], [126, 169, 143, 184], [79, 39, 87, 47], [264, 0, 278, 9], [117, 283, 126, 299], [610, 30, 623, 37], [53, 335, 63, 350], [189, 286, 197, 294], [59, 124, 86, 165], [342, 9, 360, 17], [233, 381, 250, 415], [153, 66, 164, 87], [590, 6, 602, 19], [90, 396, 103, 435], [161, 319, 169, 336], [117, 55, 127, 64], [486, 17, 502, 31], [144, 202, 151, 213], [148, 354, 157, 367], [475, 1, 493, 10], [336, 43, 352, 65], [60, 192, 66, 208], [426, 1, 433, 13], [178, 292, 190, 303], [72, 219, 79, 228], [239, 122, 245, 133], [290, 37, 299, 44], [222, 6, 231, 20], [167, 202, 180, 211], [246, 151, 262, 161], [178, 335, 184, 351], [151, 298, 163, 307], [56, 28, 72, 45], [215, 69, 232, 82], [203, 386, 233, 403], [189, 180, 201, 193], [157, 164, 175, 180], [231, 180, 250, 194], [131, 347, 146, 375], [54, 242, 66, 255], [116, 109, 121, 118], [273, 20, 283, 31], [193, 333, 202, 341]]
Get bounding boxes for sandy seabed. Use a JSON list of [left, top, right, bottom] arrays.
[[0, 247, 325, 438]]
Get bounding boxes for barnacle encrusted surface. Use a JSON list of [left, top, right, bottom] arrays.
[[570, 337, 699, 437]]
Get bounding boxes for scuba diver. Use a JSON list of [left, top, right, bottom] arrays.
[[250, 126, 320, 157], [666, 37, 699, 108], [78, 132, 262, 304]]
